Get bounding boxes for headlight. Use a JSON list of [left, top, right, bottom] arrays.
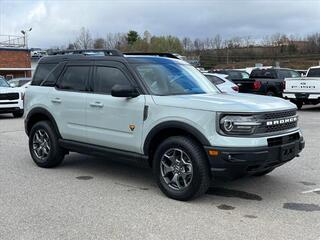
[[219, 115, 261, 135]]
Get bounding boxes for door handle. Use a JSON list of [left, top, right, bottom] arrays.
[[51, 98, 62, 103], [90, 102, 104, 108]]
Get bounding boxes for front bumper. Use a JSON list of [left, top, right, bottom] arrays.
[[283, 93, 320, 104], [0, 107, 22, 114], [205, 133, 305, 180]]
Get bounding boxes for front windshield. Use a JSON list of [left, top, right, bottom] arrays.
[[135, 63, 219, 95], [0, 78, 9, 87]]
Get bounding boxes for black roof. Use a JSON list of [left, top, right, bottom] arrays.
[[39, 49, 182, 64]]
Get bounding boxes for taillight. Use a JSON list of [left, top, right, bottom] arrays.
[[232, 85, 239, 92], [253, 80, 262, 90]]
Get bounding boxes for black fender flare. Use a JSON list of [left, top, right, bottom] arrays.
[[25, 107, 61, 137], [143, 121, 210, 155]]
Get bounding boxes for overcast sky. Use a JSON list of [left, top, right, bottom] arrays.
[[0, 0, 319, 48]]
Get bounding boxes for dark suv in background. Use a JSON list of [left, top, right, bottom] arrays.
[[212, 68, 300, 97]]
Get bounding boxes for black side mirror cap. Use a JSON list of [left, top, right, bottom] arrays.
[[111, 84, 140, 98]]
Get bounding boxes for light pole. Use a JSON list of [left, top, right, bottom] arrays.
[[21, 28, 32, 48]]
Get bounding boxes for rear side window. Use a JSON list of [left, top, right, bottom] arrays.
[[57, 66, 90, 91], [32, 63, 57, 86], [307, 68, 320, 77], [92, 66, 131, 94], [205, 75, 225, 85], [42, 63, 65, 87]]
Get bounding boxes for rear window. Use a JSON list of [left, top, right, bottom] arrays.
[[307, 68, 320, 77], [250, 69, 275, 79], [205, 75, 225, 85], [32, 63, 57, 86], [225, 71, 249, 80], [278, 70, 300, 79]]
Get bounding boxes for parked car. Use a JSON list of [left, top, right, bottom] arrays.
[[283, 66, 320, 109], [209, 69, 250, 82], [203, 73, 239, 93], [8, 78, 32, 88], [0, 77, 24, 117], [24, 50, 304, 201], [225, 68, 301, 97]]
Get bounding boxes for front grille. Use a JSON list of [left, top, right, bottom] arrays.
[[0, 93, 19, 100], [0, 101, 18, 105], [263, 110, 296, 120], [256, 109, 298, 134]]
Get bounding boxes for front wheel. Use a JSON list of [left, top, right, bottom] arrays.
[[29, 121, 65, 168], [153, 136, 210, 201]]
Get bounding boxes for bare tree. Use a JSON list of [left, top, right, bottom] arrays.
[[213, 34, 222, 49], [75, 27, 93, 49]]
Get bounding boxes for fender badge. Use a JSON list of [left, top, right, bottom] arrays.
[[129, 124, 135, 131]]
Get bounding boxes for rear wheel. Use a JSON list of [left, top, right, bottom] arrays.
[[29, 121, 65, 168], [296, 101, 303, 110], [153, 136, 210, 201], [13, 110, 24, 118], [266, 91, 276, 97]]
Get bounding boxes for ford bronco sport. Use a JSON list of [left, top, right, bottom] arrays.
[[24, 50, 305, 201]]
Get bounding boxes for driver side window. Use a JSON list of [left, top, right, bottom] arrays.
[[93, 66, 131, 94]]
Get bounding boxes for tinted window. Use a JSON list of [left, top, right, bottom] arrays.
[[226, 71, 242, 80], [277, 70, 300, 79], [205, 75, 225, 85], [42, 63, 65, 87], [93, 66, 131, 94], [250, 69, 275, 79], [32, 63, 57, 86], [57, 66, 90, 91], [307, 68, 320, 77]]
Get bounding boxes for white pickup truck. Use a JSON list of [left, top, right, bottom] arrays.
[[283, 66, 320, 109]]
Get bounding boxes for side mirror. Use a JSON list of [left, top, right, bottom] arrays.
[[111, 84, 140, 98], [9, 83, 16, 88]]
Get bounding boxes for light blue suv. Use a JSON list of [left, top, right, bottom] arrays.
[[24, 50, 305, 200]]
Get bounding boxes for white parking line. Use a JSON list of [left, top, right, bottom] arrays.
[[302, 188, 320, 194]]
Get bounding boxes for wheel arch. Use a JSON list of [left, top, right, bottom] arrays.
[[143, 121, 210, 166], [25, 107, 61, 138]]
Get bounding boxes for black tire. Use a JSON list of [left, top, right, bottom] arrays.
[[153, 136, 210, 201], [13, 110, 24, 118], [29, 121, 65, 168], [296, 101, 303, 110], [252, 168, 274, 177], [266, 91, 276, 97]]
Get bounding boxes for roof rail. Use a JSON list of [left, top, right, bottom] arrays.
[[124, 52, 180, 59], [49, 49, 123, 56]]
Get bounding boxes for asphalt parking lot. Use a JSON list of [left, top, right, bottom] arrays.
[[0, 106, 319, 240]]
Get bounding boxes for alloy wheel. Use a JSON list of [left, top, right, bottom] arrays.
[[160, 148, 193, 190]]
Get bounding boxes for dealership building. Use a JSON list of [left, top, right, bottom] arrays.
[[0, 47, 32, 79]]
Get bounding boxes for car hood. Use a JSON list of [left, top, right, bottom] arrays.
[[152, 93, 296, 112], [0, 87, 19, 93], [0, 87, 20, 94]]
